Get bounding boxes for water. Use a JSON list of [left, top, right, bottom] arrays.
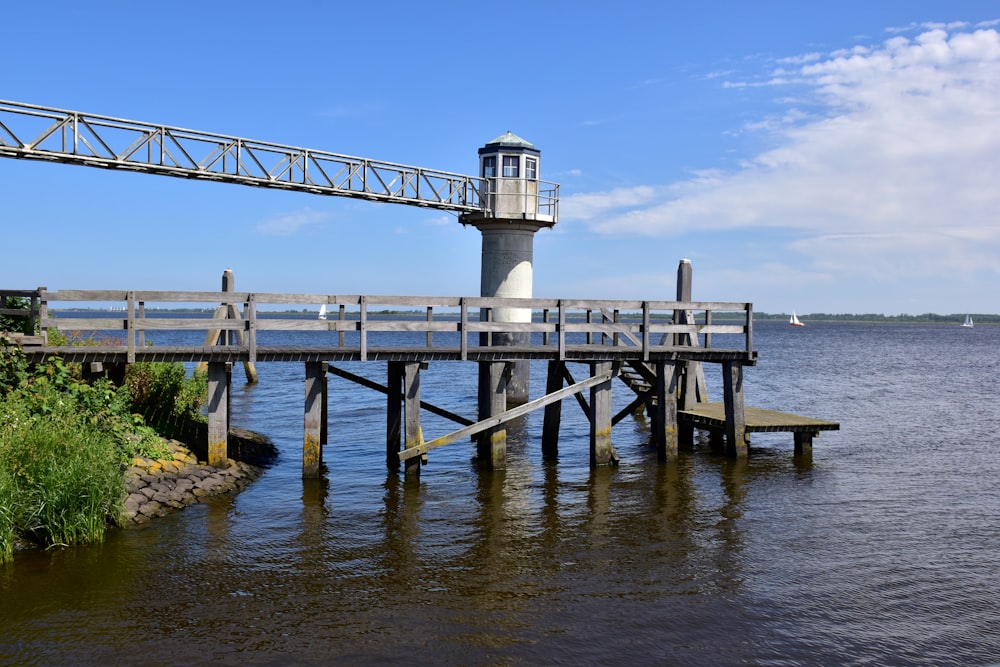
[[2, 321, 999, 666]]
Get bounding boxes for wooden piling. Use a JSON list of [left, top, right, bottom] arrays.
[[653, 360, 679, 461], [477, 362, 508, 470], [386, 361, 403, 471], [320, 361, 328, 446], [403, 362, 423, 475], [541, 360, 563, 460], [794, 432, 813, 456], [303, 361, 324, 478], [590, 362, 617, 466], [206, 361, 230, 467], [722, 360, 748, 458]]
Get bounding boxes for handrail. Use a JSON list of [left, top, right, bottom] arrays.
[[24, 289, 755, 364], [478, 176, 559, 222]]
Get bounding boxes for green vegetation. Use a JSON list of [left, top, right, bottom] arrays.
[[1, 322, 208, 564], [0, 296, 35, 335]]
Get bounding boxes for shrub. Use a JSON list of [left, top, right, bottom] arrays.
[[0, 342, 28, 398], [0, 341, 209, 563], [0, 296, 34, 336], [125, 362, 207, 439]]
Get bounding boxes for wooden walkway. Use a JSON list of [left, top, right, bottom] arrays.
[[2, 279, 839, 476]]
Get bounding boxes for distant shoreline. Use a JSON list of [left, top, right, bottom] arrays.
[[49, 307, 996, 324]]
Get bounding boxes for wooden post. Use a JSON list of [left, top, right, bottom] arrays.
[[386, 361, 403, 471], [722, 360, 748, 458], [590, 362, 616, 466], [37, 287, 48, 344], [541, 360, 563, 460], [320, 361, 328, 446], [675, 258, 706, 403], [794, 432, 814, 456], [403, 362, 423, 475], [653, 360, 679, 461], [477, 361, 507, 470], [198, 269, 258, 383], [679, 416, 695, 452], [207, 361, 229, 467], [303, 361, 324, 478]]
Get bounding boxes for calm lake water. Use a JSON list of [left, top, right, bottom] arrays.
[[2, 321, 999, 666]]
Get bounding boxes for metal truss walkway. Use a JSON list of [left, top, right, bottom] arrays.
[[0, 99, 504, 213]]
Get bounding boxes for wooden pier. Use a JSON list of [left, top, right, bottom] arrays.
[[679, 403, 840, 456], [4, 272, 838, 477]]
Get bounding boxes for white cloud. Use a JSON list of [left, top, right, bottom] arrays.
[[255, 208, 330, 236], [563, 25, 1000, 288]]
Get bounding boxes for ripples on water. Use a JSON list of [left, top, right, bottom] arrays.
[[2, 322, 999, 665]]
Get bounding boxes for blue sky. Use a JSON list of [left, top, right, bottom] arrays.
[[2, 1, 998, 315]]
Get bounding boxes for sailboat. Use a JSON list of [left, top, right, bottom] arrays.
[[318, 304, 327, 321], [960, 314, 973, 328], [789, 311, 805, 327]]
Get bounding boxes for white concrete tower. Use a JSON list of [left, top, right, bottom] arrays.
[[460, 131, 558, 405]]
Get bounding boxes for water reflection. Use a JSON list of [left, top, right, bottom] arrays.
[[5, 321, 999, 664]]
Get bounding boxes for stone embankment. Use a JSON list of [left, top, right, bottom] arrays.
[[123, 440, 261, 525]]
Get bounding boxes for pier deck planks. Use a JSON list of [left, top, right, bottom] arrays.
[[680, 402, 839, 453], [680, 402, 840, 433]]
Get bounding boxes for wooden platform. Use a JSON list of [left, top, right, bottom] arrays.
[[679, 402, 840, 454]]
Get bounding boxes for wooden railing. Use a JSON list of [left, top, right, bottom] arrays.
[[20, 289, 754, 364], [0, 289, 42, 339]]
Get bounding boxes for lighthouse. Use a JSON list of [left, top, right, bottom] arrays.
[[460, 131, 558, 406]]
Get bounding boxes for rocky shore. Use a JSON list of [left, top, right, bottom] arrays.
[[123, 440, 262, 525]]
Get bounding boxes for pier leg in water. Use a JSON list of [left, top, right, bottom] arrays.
[[303, 361, 324, 478], [207, 362, 230, 467], [386, 362, 403, 471], [541, 360, 564, 460], [590, 362, 618, 466], [653, 360, 679, 461], [403, 363, 423, 476], [794, 432, 815, 456], [723, 360, 748, 458], [477, 362, 508, 470]]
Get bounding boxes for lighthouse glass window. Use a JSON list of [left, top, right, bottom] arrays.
[[526, 158, 537, 180], [502, 156, 519, 177], [482, 156, 496, 178]]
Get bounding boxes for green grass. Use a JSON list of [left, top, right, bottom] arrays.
[[1, 417, 124, 550], [0, 341, 208, 564]]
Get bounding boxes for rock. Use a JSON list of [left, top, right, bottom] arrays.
[[122, 438, 262, 526], [138, 500, 163, 517]]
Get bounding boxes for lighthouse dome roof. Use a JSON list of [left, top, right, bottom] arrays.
[[484, 131, 535, 149]]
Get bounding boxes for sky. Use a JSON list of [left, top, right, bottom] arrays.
[[2, 1, 998, 316]]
